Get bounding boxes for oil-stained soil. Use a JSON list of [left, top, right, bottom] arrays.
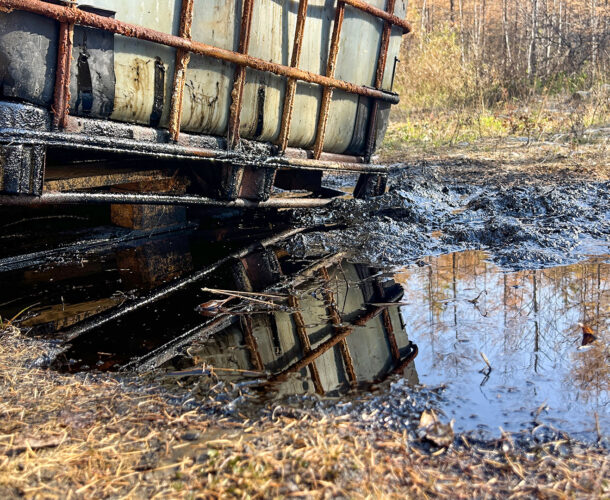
[[0, 142, 608, 497], [289, 161, 610, 270]]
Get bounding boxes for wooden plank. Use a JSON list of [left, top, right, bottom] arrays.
[[44, 166, 171, 191]]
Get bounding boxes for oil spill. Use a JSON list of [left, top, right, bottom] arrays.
[[289, 172, 610, 271], [0, 206, 608, 442]]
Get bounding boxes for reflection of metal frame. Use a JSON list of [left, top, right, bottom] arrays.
[[255, 265, 418, 393], [266, 303, 386, 385], [0, 0, 411, 201]]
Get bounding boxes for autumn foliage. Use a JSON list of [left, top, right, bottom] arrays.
[[397, 0, 610, 106]]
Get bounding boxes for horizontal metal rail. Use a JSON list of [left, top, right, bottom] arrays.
[[0, 191, 336, 208], [0, 121, 387, 173], [342, 0, 410, 32], [0, 0, 400, 105]]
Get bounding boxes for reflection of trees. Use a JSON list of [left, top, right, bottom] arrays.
[[396, 252, 609, 407], [570, 345, 610, 404]]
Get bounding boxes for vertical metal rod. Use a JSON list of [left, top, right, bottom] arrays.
[[372, 280, 400, 361], [52, 11, 75, 130], [364, 0, 396, 161], [318, 267, 357, 387], [227, 0, 256, 150], [312, 1, 345, 160], [277, 0, 309, 152], [288, 295, 325, 394], [381, 309, 400, 360], [241, 315, 265, 372], [168, 0, 195, 142]]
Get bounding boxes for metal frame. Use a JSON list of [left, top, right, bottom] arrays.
[[0, 0, 410, 166]]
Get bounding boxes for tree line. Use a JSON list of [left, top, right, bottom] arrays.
[[408, 0, 609, 94]]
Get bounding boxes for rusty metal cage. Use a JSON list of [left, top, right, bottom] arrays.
[[0, 0, 411, 206]]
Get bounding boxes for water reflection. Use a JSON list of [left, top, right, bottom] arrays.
[[0, 226, 418, 395], [166, 259, 419, 396], [396, 251, 609, 436], [1, 223, 607, 437]]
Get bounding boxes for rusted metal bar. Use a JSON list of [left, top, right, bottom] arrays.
[[267, 305, 385, 384], [288, 295, 324, 394], [312, 1, 345, 160], [168, 0, 195, 142], [381, 308, 400, 360], [241, 315, 265, 372], [0, 191, 336, 208], [227, 0, 256, 149], [372, 342, 418, 384], [318, 267, 357, 386], [277, 0, 309, 152], [343, 0, 410, 33], [2, 0, 399, 103], [389, 342, 418, 376], [51, 13, 74, 129], [364, 0, 396, 161], [374, 0, 396, 90]]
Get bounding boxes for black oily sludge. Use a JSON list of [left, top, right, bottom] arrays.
[[287, 174, 610, 270]]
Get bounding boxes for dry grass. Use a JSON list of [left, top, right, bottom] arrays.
[[380, 128, 610, 186], [0, 326, 608, 499], [387, 21, 610, 154]]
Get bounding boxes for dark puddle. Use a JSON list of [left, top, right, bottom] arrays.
[[0, 222, 608, 441]]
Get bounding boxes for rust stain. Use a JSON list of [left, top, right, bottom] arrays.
[[277, 0, 309, 152], [365, 0, 397, 160], [52, 20, 74, 129], [227, 0, 255, 150], [312, 1, 345, 159], [168, 0, 194, 142]]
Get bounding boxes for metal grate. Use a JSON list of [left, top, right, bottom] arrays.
[[1, 0, 411, 158]]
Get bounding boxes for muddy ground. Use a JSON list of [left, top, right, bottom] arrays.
[[0, 136, 608, 498], [290, 137, 610, 271]]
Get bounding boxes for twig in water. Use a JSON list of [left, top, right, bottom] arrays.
[[479, 351, 492, 381]]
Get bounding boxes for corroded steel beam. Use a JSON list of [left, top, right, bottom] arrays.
[[365, 0, 396, 160], [51, 19, 74, 129], [372, 279, 400, 361], [0, 0, 399, 104], [343, 0, 410, 33], [312, 1, 345, 159], [168, 0, 195, 142]]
